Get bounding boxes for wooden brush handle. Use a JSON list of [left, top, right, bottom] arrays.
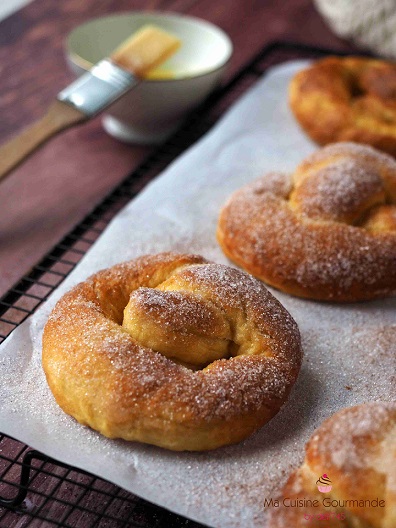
[[0, 100, 87, 182]]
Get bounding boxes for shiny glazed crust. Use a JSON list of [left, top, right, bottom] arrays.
[[289, 56, 396, 156], [42, 252, 302, 451], [217, 142, 396, 302], [269, 402, 396, 528]]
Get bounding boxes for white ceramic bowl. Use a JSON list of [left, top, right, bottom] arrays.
[[66, 12, 233, 144]]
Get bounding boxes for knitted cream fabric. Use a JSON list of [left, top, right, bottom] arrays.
[[315, 0, 396, 58]]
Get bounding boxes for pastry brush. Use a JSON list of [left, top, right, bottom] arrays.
[[0, 25, 181, 181]]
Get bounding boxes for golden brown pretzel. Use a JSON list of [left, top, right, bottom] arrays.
[[268, 402, 396, 528], [217, 142, 396, 302], [289, 56, 396, 156], [42, 252, 302, 451]]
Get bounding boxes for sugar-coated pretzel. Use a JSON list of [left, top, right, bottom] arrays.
[[268, 402, 396, 528], [289, 56, 396, 156], [42, 253, 302, 451], [217, 142, 396, 302]]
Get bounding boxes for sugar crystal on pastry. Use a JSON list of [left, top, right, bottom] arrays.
[[217, 142, 396, 302], [42, 252, 302, 451]]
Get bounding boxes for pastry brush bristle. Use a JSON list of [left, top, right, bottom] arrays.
[[110, 24, 181, 78]]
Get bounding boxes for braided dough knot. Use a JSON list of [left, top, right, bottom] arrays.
[[43, 253, 302, 451], [123, 287, 233, 368], [289, 56, 396, 156], [123, 263, 276, 369], [217, 142, 396, 301], [289, 142, 396, 231]]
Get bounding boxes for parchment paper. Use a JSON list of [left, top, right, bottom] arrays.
[[0, 61, 395, 528]]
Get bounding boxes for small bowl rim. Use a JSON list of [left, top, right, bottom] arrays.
[[66, 11, 234, 83]]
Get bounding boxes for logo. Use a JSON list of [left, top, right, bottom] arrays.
[[263, 470, 385, 520], [316, 474, 332, 493]]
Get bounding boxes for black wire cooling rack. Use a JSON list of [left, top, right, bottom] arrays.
[[0, 41, 350, 528]]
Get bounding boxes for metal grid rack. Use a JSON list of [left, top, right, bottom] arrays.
[[0, 42, 347, 528]]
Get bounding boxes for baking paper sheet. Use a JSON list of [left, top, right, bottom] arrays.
[[0, 60, 395, 528]]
